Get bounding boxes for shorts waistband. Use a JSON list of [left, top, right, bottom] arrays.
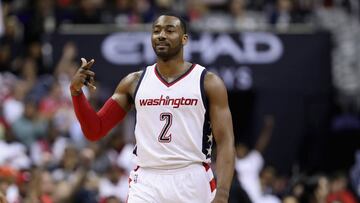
[[135, 163, 211, 174]]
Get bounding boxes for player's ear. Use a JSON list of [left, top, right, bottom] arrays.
[[182, 34, 188, 45]]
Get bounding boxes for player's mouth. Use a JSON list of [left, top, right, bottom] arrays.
[[156, 42, 170, 48]]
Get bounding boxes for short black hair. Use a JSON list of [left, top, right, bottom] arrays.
[[155, 13, 188, 34]]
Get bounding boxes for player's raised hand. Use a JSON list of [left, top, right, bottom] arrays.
[[70, 58, 96, 94]]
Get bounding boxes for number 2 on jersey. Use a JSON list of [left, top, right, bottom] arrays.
[[158, 112, 173, 143]]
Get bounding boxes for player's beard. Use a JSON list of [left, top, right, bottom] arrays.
[[154, 40, 182, 61]]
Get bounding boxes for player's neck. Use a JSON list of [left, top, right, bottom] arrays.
[[156, 58, 189, 78]]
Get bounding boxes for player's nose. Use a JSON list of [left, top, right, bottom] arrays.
[[158, 30, 167, 40]]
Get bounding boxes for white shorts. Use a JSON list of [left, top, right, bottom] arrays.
[[127, 163, 216, 203]]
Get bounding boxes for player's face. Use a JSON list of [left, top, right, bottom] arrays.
[[151, 16, 187, 60]]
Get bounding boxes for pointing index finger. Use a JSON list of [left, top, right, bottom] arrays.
[[80, 58, 87, 68], [81, 58, 95, 70]]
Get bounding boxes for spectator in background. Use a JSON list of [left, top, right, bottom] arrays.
[[0, 43, 12, 73], [55, 0, 76, 24], [0, 166, 23, 203], [268, 0, 307, 30], [0, 117, 8, 140], [186, 0, 209, 27], [0, 192, 7, 203], [350, 150, 360, 200], [38, 170, 56, 203], [20, 0, 56, 45], [2, 80, 28, 124], [11, 100, 47, 148], [54, 42, 78, 100], [1, 15, 24, 63], [0, 11, 25, 73], [131, 0, 155, 24], [53, 147, 100, 203], [193, 0, 242, 31], [0, 131, 27, 202], [100, 129, 135, 175], [30, 119, 68, 168], [71, 150, 99, 203], [12, 169, 31, 203], [103, 0, 156, 25], [81, 143, 111, 175], [0, 14, 24, 74], [24, 163, 96, 203], [26, 41, 49, 75], [188, 0, 267, 31], [0, 72, 18, 105], [260, 166, 278, 196], [98, 165, 128, 202], [155, 0, 185, 16], [229, 170, 252, 203], [300, 174, 330, 203], [72, 0, 103, 24], [229, 0, 266, 30], [282, 195, 299, 203], [52, 42, 86, 147], [235, 115, 281, 203], [268, 0, 293, 29], [18, 57, 37, 89], [326, 172, 358, 203], [0, 127, 31, 170], [0, 0, 8, 21], [51, 145, 79, 182], [39, 82, 68, 119], [103, 0, 132, 25], [286, 175, 306, 202]]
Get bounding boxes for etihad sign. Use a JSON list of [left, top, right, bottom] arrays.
[[101, 32, 283, 65]]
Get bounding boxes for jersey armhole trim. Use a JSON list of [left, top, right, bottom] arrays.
[[133, 68, 147, 100], [200, 69, 208, 110]]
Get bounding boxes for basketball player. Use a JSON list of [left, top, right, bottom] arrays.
[[70, 15, 235, 203]]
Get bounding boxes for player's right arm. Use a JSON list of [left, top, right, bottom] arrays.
[[70, 58, 139, 141]]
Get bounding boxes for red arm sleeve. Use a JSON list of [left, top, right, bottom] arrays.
[[71, 92, 126, 141]]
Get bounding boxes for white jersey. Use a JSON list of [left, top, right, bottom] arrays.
[[133, 63, 212, 169]]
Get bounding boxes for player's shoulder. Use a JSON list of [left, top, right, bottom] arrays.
[[190, 63, 224, 89], [126, 70, 143, 81], [203, 70, 227, 97], [127, 64, 156, 80], [115, 70, 144, 93], [117, 71, 140, 85], [192, 63, 217, 79], [122, 63, 157, 84], [204, 71, 223, 86]]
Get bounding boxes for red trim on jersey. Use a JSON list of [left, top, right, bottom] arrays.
[[203, 162, 210, 171], [202, 163, 216, 192], [210, 178, 216, 192], [154, 63, 196, 87]]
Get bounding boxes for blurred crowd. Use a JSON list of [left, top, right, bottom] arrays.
[[0, 0, 359, 203]]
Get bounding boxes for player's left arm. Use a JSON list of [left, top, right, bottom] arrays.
[[205, 72, 235, 203]]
